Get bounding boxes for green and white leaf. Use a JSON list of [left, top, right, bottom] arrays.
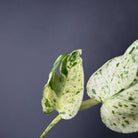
[[87, 40, 138, 133], [42, 50, 84, 120]]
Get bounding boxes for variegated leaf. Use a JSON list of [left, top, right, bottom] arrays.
[[87, 40, 138, 133], [42, 50, 84, 119]]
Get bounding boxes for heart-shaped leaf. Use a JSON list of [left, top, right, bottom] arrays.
[[87, 40, 138, 133], [42, 50, 84, 119]]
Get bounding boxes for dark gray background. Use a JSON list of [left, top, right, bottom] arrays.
[[0, 0, 138, 138]]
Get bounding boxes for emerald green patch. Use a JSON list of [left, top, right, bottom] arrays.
[[124, 120, 129, 124], [124, 104, 128, 107], [128, 97, 134, 101], [112, 110, 115, 114], [76, 91, 80, 95], [129, 47, 135, 54], [136, 69, 138, 77], [116, 63, 119, 67], [113, 106, 118, 109], [92, 89, 96, 94], [118, 102, 122, 107], [45, 99, 51, 107], [113, 123, 117, 126], [131, 104, 136, 107]]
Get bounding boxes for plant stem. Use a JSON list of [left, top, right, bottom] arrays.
[[79, 98, 100, 111], [40, 99, 100, 138], [40, 115, 62, 138]]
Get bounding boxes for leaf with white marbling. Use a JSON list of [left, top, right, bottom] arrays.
[[42, 50, 84, 119], [87, 40, 138, 133]]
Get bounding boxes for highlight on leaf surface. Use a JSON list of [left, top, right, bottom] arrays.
[[42, 49, 84, 119], [87, 40, 138, 133]]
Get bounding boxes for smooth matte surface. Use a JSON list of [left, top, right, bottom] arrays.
[[0, 0, 138, 138]]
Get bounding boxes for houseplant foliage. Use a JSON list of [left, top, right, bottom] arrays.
[[40, 40, 138, 138]]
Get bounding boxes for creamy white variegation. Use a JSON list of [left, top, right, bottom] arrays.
[[42, 50, 84, 119], [87, 40, 138, 133]]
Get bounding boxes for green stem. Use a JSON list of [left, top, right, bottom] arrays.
[[40, 115, 62, 138], [40, 99, 100, 138], [79, 98, 100, 111]]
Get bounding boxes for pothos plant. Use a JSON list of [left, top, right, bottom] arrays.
[[40, 40, 138, 138]]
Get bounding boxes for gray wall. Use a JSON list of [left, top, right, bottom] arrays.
[[0, 0, 138, 138]]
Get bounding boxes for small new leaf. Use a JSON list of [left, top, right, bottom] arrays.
[[42, 50, 84, 119]]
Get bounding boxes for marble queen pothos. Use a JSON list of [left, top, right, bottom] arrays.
[[41, 40, 138, 138]]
